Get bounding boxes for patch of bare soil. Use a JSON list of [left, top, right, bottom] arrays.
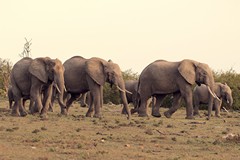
[[0, 100, 240, 160]]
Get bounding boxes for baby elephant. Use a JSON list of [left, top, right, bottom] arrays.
[[193, 82, 233, 117]]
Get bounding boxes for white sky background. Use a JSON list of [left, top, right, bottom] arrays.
[[0, 0, 240, 74]]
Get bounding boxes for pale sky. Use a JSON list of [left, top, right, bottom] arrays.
[[1, 0, 240, 74]]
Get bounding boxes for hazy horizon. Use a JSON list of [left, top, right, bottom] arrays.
[[1, 0, 240, 74]]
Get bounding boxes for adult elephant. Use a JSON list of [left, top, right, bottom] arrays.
[[193, 82, 233, 117], [135, 59, 217, 119], [10, 57, 66, 117], [63, 56, 131, 119]]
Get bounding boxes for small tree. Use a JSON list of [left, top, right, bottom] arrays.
[[19, 38, 32, 58], [0, 58, 12, 97]]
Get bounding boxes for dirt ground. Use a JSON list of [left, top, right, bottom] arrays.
[[0, 100, 239, 160]]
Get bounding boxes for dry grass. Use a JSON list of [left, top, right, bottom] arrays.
[[0, 100, 240, 160]]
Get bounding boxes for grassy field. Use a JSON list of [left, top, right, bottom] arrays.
[[0, 99, 240, 160]]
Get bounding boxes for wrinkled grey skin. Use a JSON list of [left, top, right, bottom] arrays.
[[125, 80, 138, 107], [7, 86, 28, 109], [135, 59, 215, 119], [124, 80, 152, 113], [63, 56, 131, 119], [193, 82, 233, 117], [10, 57, 66, 117]]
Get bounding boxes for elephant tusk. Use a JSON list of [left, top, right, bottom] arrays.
[[207, 86, 221, 101], [54, 83, 61, 94], [214, 93, 221, 102], [207, 86, 216, 98], [64, 85, 67, 92], [222, 106, 229, 113], [125, 89, 132, 95], [116, 85, 132, 94], [116, 85, 125, 93]]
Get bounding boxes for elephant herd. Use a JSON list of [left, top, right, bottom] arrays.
[[8, 56, 233, 120]]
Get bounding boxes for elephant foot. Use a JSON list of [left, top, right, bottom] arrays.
[[206, 116, 211, 120], [86, 112, 93, 117], [48, 107, 53, 112], [40, 114, 48, 120], [185, 115, 195, 119], [138, 113, 148, 117], [80, 103, 87, 108], [11, 110, 20, 117], [215, 114, 221, 118], [121, 108, 127, 114], [152, 112, 161, 118], [93, 113, 102, 118], [20, 111, 28, 117], [131, 108, 137, 114], [193, 111, 199, 116], [164, 111, 172, 118], [61, 108, 68, 115]]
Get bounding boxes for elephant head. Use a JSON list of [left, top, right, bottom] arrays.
[[178, 59, 216, 118], [219, 83, 233, 106], [29, 57, 66, 110], [85, 57, 131, 118]]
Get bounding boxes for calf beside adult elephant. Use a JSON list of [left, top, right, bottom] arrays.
[[63, 56, 131, 119], [135, 59, 218, 119], [193, 82, 233, 117], [10, 57, 66, 117], [124, 80, 153, 113]]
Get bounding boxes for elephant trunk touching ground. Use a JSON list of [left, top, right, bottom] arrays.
[[115, 79, 131, 119], [54, 70, 67, 115]]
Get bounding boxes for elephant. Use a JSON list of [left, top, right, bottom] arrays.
[[135, 59, 217, 119], [125, 80, 138, 107], [7, 85, 30, 109], [10, 57, 66, 117], [63, 56, 131, 119], [124, 80, 153, 112], [193, 82, 233, 117]]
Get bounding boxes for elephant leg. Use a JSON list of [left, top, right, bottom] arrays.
[[86, 93, 94, 117], [40, 84, 53, 118], [92, 88, 102, 118], [214, 99, 222, 117], [79, 93, 87, 107], [19, 100, 28, 117], [152, 95, 165, 117], [28, 99, 35, 114], [181, 88, 194, 119], [164, 92, 182, 118], [65, 94, 77, 112], [138, 96, 149, 117], [30, 84, 43, 115], [193, 96, 201, 117], [11, 98, 22, 116]]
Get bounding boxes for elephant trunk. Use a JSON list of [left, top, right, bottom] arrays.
[[54, 73, 67, 112], [226, 94, 233, 106], [116, 81, 131, 119]]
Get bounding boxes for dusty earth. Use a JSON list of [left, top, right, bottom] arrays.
[[0, 99, 240, 160]]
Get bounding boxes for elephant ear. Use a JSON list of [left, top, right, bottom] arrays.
[[29, 58, 49, 83], [85, 58, 105, 86], [178, 59, 197, 85]]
